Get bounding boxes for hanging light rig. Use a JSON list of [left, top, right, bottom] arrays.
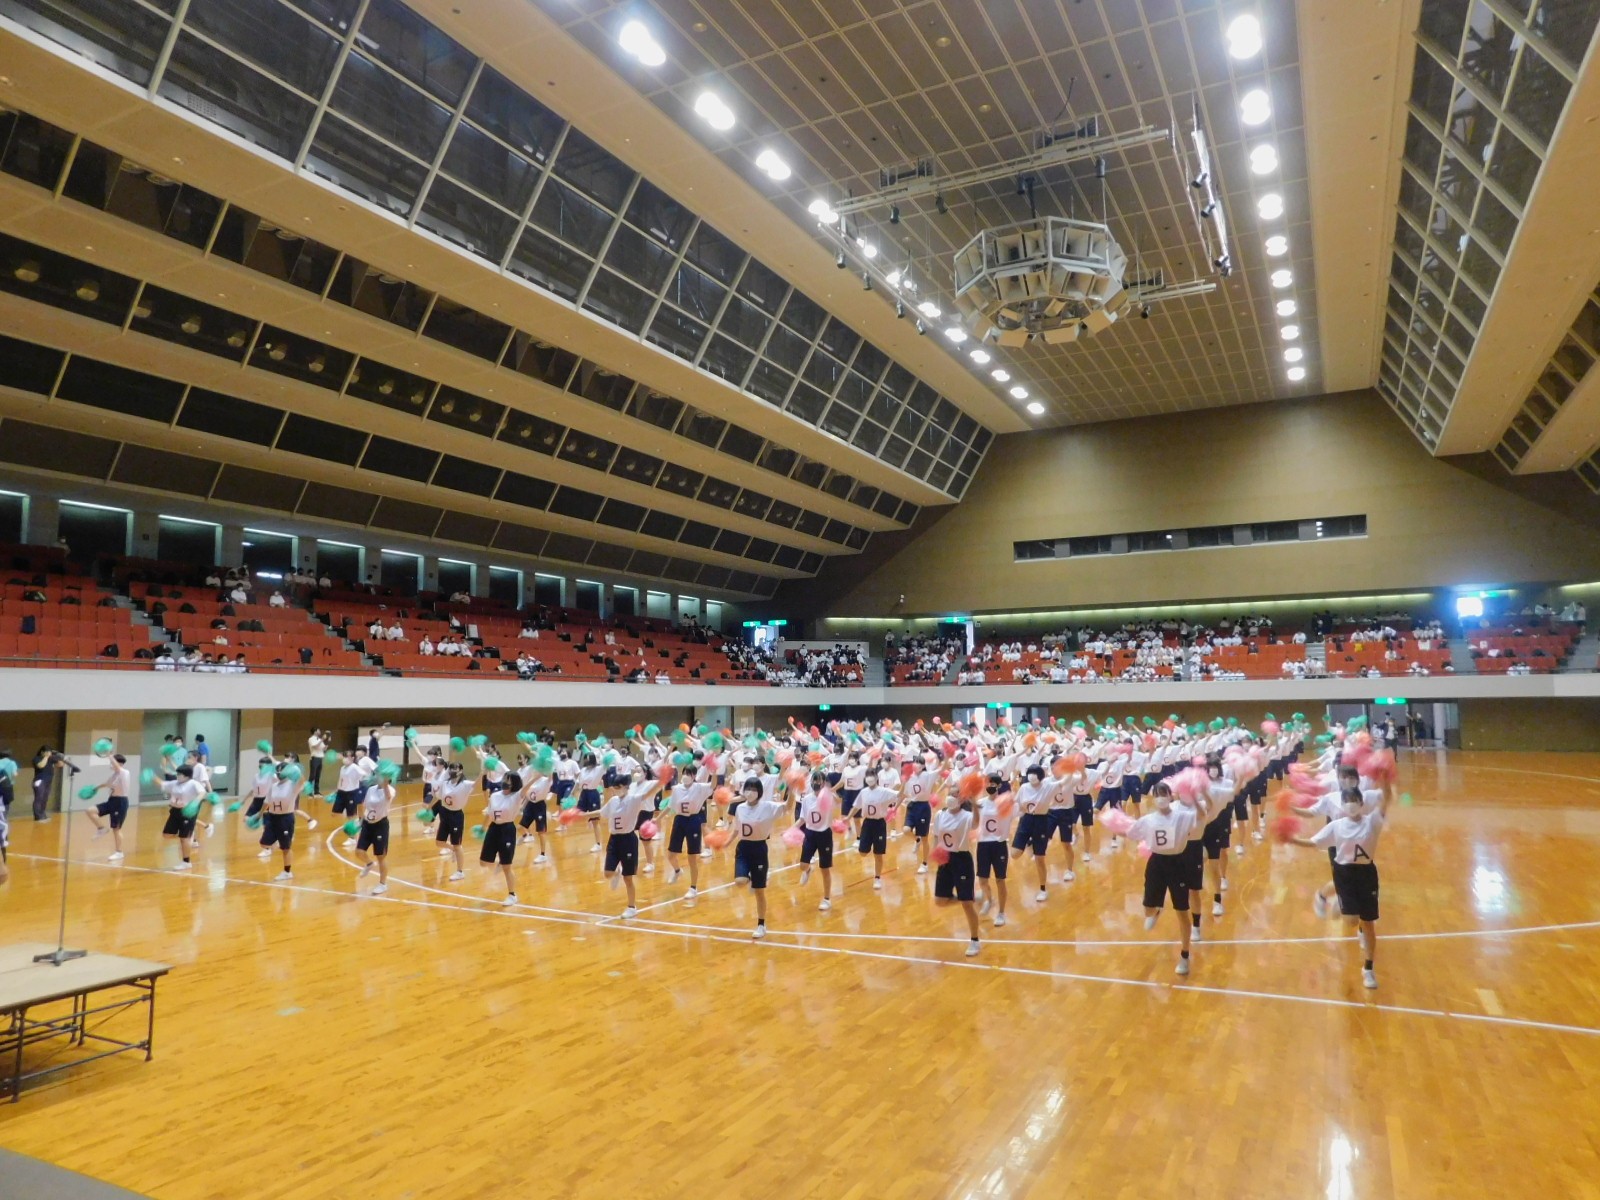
[[814, 115, 1222, 348]]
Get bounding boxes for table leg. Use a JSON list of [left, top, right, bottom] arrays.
[[145, 978, 155, 1061], [10, 1004, 22, 1104]]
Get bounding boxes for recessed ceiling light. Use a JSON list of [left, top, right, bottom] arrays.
[[1287, 366, 1306, 381], [943, 325, 968, 343], [1009, 386, 1028, 399], [1026, 401, 1046, 415], [807, 198, 839, 225], [1281, 324, 1300, 340], [1276, 299, 1297, 317], [1284, 347, 1304, 362], [886, 269, 902, 287], [1270, 268, 1293, 288], [860, 241, 879, 259], [755, 149, 791, 181], [917, 300, 942, 319], [1264, 234, 1288, 256], [991, 368, 1011, 382], [618, 19, 666, 66], [969, 349, 991, 364], [1226, 14, 1264, 60], [693, 90, 736, 131], [1249, 144, 1279, 175], [1240, 88, 1271, 126], [1257, 193, 1284, 220]]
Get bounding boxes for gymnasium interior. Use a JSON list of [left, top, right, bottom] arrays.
[[2, 0, 1600, 1196]]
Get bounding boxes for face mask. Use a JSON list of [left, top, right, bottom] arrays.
[[1155, 795, 1173, 813], [943, 793, 961, 812], [1343, 803, 1362, 819]]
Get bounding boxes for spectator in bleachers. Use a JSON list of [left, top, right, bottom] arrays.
[[419, 635, 435, 656], [269, 590, 287, 608]]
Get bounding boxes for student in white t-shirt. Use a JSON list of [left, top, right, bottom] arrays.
[[975, 774, 1015, 927], [1291, 784, 1392, 989], [795, 773, 837, 912], [479, 771, 522, 906], [598, 771, 659, 919], [432, 763, 476, 881], [931, 791, 981, 957], [731, 778, 786, 938], [159, 766, 207, 872], [354, 775, 396, 895], [852, 772, 900, 890], [665, 767, 713, 898], [1118, 782, 1207, 977], [85, 754, 132, 862]]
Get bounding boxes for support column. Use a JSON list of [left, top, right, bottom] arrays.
[[220, 524, 244, 568], [421, 555, 441, 594], [365, 544, 385, 588], [599, 582, 614, 620], [236, 709, 276, 802], [131, 511, 161, 559], [26, 496, 59, 547], [61, 710, 143, 813]]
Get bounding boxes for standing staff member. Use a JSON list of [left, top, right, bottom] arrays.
[[32, 745, 73, 822], [1291, 785, 1392, 989], [85, 753, 132, 862], [307, 729, 328, 795], [931, 789, 982, 957]]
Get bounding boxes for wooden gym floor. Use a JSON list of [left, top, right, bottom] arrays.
[[2, 749, 1600, 1200]]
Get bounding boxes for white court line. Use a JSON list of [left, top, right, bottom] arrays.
[[17, 850, 1600, 1041]]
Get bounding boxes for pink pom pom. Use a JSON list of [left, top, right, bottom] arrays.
[[639, 820, 659, 840], [1261, 720, 1281, 736], [930, 846, 950, 865], [816, 788, 836, 816], [830, 819, 848, 834], [1269, 814, 1303, 843], [1136, 841, 1153, 860], [1361, 749, 1397, 786], [775, 748, 795, 769], [781, 825, 804, 848], [1100, 807, 1136, 837]]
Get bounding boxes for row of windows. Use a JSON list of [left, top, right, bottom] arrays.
[[0, 230, 871, 558], [1014, 516, 1368, 562], [0, 329, 832, 578], [0, 0, 992, 497], [0, 104, 931, 524]]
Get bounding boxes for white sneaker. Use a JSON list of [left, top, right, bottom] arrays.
[[1252, 830, 1263, 843], [438, 847, 452, 857], [890, 830, 902, 840], [819, 898, 831, 911], [700, 849, 713, 860], [1176, 957, 1191, 976], [92, 826, 107, 839], [917, 863, 929, 875], [1081, 851, 1092, 862], [1144, 915, 1157, 931], [965, 939, 981, 957], [1221, 877, 1229, 892], [642, 862, 654, 874], [752, 924, 766, 940], [108, 851, 124, 862], [609, 869, 622, 890], [187, 838, 200, 850], [257, 848, 273, 860], [1235, 843, 1245, 857], [589, 844, 600, 854], [203, 823, 214, 836], [503, 894, 517, 906], [977, 895, 991, 915], [1110, 837, 1122, 850], [1362, 968, 1378, 990], [448, 870, 465, 882], [1060, 869, 1075, 883], [533, 854, 548, 864], [1034, 888, 1047, 903], [872, 877, 882, 891], [359, 862, 372, 878], [622, 906, 637, 919], [1212, 900, 1224, 917], [669, 868, 682, 883], [994, 913, 1007, 927], [521, 834, 535, 844], [172, 861, 193, 872], [686, 887, 698, 900], [343, 838, 356, 848], [273, 871, 292, 881], [1313, 893, 1329, 919], [372, 884, 388, 895], [1192, 922, 1203, 942], [799, 867, 812, 886]]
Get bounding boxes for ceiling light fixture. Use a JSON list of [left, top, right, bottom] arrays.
[[1240, 88, 1272, 126], [916, 300, 942, 319], [991, 369, 1011, 382], [618, 19, 666, 67], [807, 198, 839, 225], [693, 90, 736, 131], [755, 149, 791, 181], [943, 325, 968, 343], [969, 349, 991, 364], [1257, 193, 1284, 220], [1009, 386, 1029, 400], [1270, 268, 1293, 288], [1287, 366, 1307, 381], [1226, 14, 1264, 60], [1249, 144, 1279, 175], [1281, 324, 1300, 340], [1276, 299, 1297, 317], [1284, 347, 1304, 363], [860, 241, 879, 259], [1026, 401, 1046, 415], [886, 269, 902, 287], [1264, 234, 1288, 256]]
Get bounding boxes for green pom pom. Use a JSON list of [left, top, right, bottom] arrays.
[[450, 736, 467, 753], [575, 732, 589, 744], [1264, 712, 1276, 722], [404, 727, 419, 742], [1227, 717, 1239, 728], [1072, 720, 1085, 729], [77, 785, 98, 800], [182, 800, 201, 819], [302, 780, 314, 796], [1399, 792, 1414, 807], [742, 734, 761, 749], [468, 734, 489, 748], [515, 732, 534, 744], [559, 796, 577, 810], [602, 750, 618, 767], [164, 743, 185, 761], [256, 740, 273, 755], [227, 801, 242, 813], [1209, 719, 1224, 732], [483, 756, 501, 772], [141, 767, 157, 786], [344, 819, 360, 836], [671, 729, 688, 747], [643, 724, 661, 739], [416, 808, 436, 824], [93, 737, 114, 756], [377, 760, 401, 781], [657, 796, 672, 811], [323, 749, 340, 766], [671, 751, 694, 769], [245, 814, 263, 830], [592, 735, 609, 748], [1142, 717, 1156, 728], [533, 745, 557, 773], [207, 792, 221, 806], [704, 731, 724, 751], [470, 824, 485, 840], [1292, 712, 1306, 722], [282, 763, 303, 783]]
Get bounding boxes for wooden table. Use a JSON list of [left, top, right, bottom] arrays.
[[0, 943, 171, 1102]]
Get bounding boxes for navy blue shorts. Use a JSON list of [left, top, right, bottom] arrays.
[[96, 796, 129, 828], [1183, 839, 1205, 889], [1203, 811, 1232, 858], [1050, 808, 1075, 844], [734, 839, 770, 889], [332, 789, 361, 815], [261, 811, 295, 850], [519, 799, 547, 832], [480, 822, 516, 865], [1096, 785, 1124, 810], [934, 850, 975, 902], [904, 799, 932, 837], [1143, 853, 1190, 911], [553, 778, 574, 799], [577, 788, 601, 813], [840, 788, 860, 817], [977, 840, 1008, 880], [1332, 861, 1379, 921], [1011, 812, 1051, 856], [668, 811, 704, 854], [800, 827, 833, 868], [605, 831, 639, 876], [858, 816, 887, 856], [1073, 794, 1094, 826], [356, 816, 390, 857], [435, 807, 465, 845]]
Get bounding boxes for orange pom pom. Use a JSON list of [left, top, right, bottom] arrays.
[[930, 846, 950, 865], [996, 796, 1015, 820], [558, 808, 585, 826], [958, 773, 986, 802], [705, 828, 732, 850], [1051, 757, 1071, 779], [1269, 814, 1303, 843], [712, 786, 734, 806]]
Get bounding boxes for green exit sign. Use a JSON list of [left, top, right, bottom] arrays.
[[1373, 697, 1407, 705], [818, 704, 832, 712], [986, 702, 1011, 710], [742, 619, 788, 627]]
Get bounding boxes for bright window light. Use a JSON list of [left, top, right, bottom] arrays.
[[991, 368, 1011, 382], [1276, 299, 1297, 317], [1264, 234, 1288, 256], [807, 198, 839, 225], [943, 325, 968, 343], [1270, 268, 1293, 288], [1284, 347, 1304, 362], [1249, 144, 1279, 175], [1257, 193, 1284, 220], [754, 149, 791, 181], [1240, 88, 1272, 126], [1456, 595, 1484, 619], [1287, 366, 1306, 381], [916, 300, 942, 319], [693, 91, 736, 131], [1281, 324, 1300, 340], [618, 20, 666, 67], [969, 349, 991, 364], [1226, 14, 1264, 59], [1026, 401, 1046, 415], [1009, 386, 1029, 399]]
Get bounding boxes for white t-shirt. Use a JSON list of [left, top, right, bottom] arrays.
[[853, 785, 898, 820], [601, 790, 652, 835], [265, 779, 299, 815], [670, 782, 712, 817], [931, 808, 974, 853], [976, 796, 1015, 842], [162, 778, 205, 809], [1016, 780, 1057, 815], [436, 779, 475, 811], [1126, 806, 1198, 855], [734, 799, 786, 841], [106, 764, 131, 798], [903, 769, 941, 805], [798, 792, 832, 831], [1310, 811, 1385, 864], [361, 783, 394, 822]]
